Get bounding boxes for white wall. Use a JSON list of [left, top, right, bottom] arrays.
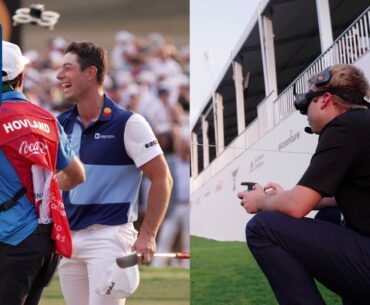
[[190, 111, 318, 241], [190, 52, 370, 241]]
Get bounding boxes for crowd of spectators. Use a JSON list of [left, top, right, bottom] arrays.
[[22, 31, 190, 267]]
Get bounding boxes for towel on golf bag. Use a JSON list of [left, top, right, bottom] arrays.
[[31, 164, 72, 258]]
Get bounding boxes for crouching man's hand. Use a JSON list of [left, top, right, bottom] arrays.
[[237, 183, 265, 214]]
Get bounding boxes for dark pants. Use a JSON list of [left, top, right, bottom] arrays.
[[314, 207, 343, 226], [0, 224, 60, 305], [246, 211, 370, 305]]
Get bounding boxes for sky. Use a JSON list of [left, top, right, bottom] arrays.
[[190, 0, 258, 127]]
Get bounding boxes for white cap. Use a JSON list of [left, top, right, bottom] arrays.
[[125, 84, 140, 96], [115, 31, 134, 43], [52, 36, 68, 50], [136, 70, 157, 85], [147, 32, 165, 47], [155, 122, 172, 135], [115, 70, 134, 87], [3, 41, 30, 81], [95, 262, 140, 299], [24, 49, 40, 63], [48, 50, 64, 65]]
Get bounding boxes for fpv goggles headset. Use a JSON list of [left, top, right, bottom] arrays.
[[294, 68, 370, 115]]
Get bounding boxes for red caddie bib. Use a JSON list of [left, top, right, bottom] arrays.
[[0, 101, 72, 258]]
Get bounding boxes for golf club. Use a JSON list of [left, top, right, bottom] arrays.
[[116, 252, 190, 269]]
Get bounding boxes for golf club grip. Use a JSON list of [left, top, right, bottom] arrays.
[[174, 252, 190, 259]]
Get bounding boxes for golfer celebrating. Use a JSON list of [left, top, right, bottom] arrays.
[[56, 41, 173, 305]]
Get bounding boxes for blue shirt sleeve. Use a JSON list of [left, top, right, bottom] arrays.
[[56, 121, 75, 170]]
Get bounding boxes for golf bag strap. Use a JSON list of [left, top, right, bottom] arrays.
[[0, 187, 27, 212]]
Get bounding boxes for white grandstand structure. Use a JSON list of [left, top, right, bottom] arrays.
[[190, 0, 370, 241]]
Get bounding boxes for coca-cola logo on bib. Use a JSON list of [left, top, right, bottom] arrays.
[[19, 141, 48, 156]]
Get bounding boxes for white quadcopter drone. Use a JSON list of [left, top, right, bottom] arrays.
[[13, 4, 60, 30]]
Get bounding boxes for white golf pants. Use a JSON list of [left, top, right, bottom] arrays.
[[58, 223, 138, 305]]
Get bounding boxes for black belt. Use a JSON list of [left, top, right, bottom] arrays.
[[32, 223, 54, 234], [0, 187, 27, 212]]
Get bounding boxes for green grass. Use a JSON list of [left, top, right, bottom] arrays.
[[128, 267, 189, 305], [40, 266, 189, 305], [38, 236, 343, 305], [190, 236, 342, 305], [39, 273, 65, 305]]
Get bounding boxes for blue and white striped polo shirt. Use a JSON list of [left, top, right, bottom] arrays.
[[57, 96, 162, 230]]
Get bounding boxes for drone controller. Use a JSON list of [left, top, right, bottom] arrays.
[[240, 182, 256, 192]]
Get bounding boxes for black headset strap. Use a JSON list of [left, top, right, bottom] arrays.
[[307, 88, 368, 105]]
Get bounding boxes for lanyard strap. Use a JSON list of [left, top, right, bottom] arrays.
[[0, 187, 27, 212]]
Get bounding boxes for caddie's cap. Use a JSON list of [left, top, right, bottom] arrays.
[[2, 41, 30, 81]]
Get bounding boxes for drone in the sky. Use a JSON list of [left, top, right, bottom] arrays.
[[13, 4, 60, 30]]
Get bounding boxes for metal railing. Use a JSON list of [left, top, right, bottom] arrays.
[[191, 5, 370, 193], [258, 90, 277, 137], [190, 118, 259, 193], [274, 6, 370, 125]]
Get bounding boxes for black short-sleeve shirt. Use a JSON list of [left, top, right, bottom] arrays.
[[298, 109, 370, 235]]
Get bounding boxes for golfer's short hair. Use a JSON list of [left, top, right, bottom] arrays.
[[65, 41, 108, 86]]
